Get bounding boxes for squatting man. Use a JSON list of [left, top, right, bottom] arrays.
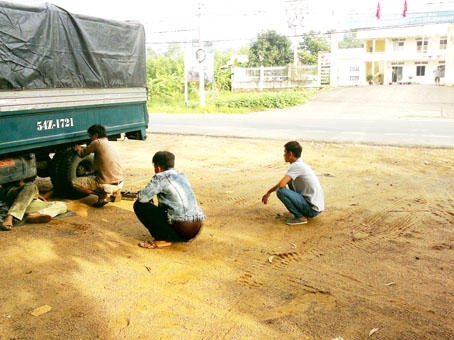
[[262, 141, 324, 225], [72, 124, 124, 207], [134, 151, 206, 249]]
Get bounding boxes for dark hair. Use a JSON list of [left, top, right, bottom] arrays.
[[152, 151, 175, 170], [284, 141, 302, 158], [87, 124, 106, 138]]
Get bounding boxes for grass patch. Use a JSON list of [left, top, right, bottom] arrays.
[[147, 88, 319, 114]]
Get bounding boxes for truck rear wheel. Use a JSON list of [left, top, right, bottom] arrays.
[[51, 149, 94, 198], [50, 151, 66, 195]]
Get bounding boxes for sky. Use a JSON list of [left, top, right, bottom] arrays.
[[4, 0, 454, 50]]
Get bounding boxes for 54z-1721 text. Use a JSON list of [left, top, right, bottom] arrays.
[[36, 118, 74, 131]]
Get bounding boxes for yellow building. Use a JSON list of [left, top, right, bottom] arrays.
[[329, 23, 454, 86]]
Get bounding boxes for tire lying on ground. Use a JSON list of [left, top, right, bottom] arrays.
[[50, 148, 95, 198]]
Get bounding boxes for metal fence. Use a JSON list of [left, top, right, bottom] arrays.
[[231, 65, 319, 91]]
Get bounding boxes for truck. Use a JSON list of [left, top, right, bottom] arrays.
[[0, 1, 148, 197]]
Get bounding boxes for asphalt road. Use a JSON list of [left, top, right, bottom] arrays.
[[148, 85, 454, 148]]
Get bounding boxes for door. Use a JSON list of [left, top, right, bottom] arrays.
[[392, 66, 402, 82]]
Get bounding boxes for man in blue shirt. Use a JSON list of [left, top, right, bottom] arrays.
[[134, 151, 206, 249], [262, 141, 324, 225]]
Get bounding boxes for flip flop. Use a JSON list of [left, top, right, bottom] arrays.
[[93, 200, 109, 208], [1, 224, 13, 231], [154, 240, 172, 248], [139, 240, 157, 249], [138, 240, 172, 249]]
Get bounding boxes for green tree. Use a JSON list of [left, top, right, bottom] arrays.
[[238, 45, 250, 56], [339, 32, 364, 49], [298, 31, 330, 65], [212, 46, 251, 91], [164, 43, 184, 58], [213, 48, 235, 91], [248, 30, 292, 67], [146, 45, 185, 101], [146, 44, 250, 99], [146, 48, 158, 59]]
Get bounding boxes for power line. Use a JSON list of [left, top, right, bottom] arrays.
[[5, 0, 454, 49]]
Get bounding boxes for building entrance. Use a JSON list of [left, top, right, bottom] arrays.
[[392, 66, 403, 82]]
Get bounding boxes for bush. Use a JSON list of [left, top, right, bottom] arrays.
[[214, 89, 317, 110], [147, 89, 319, 113]]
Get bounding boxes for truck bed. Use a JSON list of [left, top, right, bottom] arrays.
[[0, 1, 149, 190], [0, 87, 148, 157]]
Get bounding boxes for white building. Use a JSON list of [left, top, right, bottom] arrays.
[[329, 23, 454, 86]]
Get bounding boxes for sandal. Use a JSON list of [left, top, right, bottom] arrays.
[[155, 240, 172, 248], [138, 240, 172, 249], [1, 224, 13, 231], [93, 200, 109, 208], [139, 240, 157, 249]]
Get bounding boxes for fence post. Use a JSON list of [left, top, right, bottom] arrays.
[[259, 65, 264, 90], [231, 66, 236, 92]]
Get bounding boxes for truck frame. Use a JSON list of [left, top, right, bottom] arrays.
[[0, 1, 148, 196]]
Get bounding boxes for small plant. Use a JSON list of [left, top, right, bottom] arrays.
[[366, 74, 374, 82]]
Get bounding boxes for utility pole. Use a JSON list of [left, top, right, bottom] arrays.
[[285, 0, 308, 65], [198, 1, 205, 108]]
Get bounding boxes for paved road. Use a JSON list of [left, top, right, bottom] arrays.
[[148, 85, 454, 148]]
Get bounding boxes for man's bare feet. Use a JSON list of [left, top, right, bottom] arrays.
[[39, 190, 54, 200], [1, 214, 14, 231], [26, 213, 52, 224]]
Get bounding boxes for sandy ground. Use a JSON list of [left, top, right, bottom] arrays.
[[0, 134, 453, 340]]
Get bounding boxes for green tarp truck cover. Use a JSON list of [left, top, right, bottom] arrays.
[[0, 1, 147, 90]]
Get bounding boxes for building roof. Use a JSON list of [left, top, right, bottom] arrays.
[[356, 23, 450, 39]]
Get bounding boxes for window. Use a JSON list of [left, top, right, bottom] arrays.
[[350, 66, 359, 72], [416, 65, 425, 76], [440, 37, 447, 50], [393, 39, 405, 51], [416, 39, 428, 52], [350, 76, 359, 81]]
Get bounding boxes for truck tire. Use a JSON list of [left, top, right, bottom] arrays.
[[53, 149, 95, 198], [50, 150, 67, 195], [36, 154, 52, 178]]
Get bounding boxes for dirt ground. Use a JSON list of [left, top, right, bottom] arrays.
[[0, 134, 453, 340]]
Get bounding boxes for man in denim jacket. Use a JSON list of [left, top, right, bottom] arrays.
[[134, 151, 206, 249]]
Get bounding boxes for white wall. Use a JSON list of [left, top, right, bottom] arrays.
[[330, 24, 452, 86]]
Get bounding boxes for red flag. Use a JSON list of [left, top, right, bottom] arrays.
[[403, 0, 407, 17], [376, 2, 381, 19]]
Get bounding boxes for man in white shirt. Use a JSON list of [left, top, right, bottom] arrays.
[[262, 141, 324, 225], [434, 67, 441, 86]]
